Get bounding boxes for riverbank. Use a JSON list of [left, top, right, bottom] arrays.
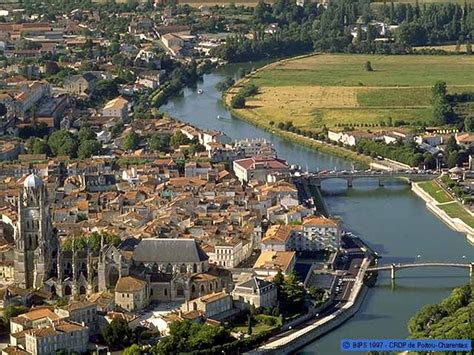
[[250, 257, 371, 354], [223, 100, 372, 168], [160, 62, 474, 354], [412, 182, 474, 244]]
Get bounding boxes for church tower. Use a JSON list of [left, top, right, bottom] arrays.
[[14, 174, 57, 289]]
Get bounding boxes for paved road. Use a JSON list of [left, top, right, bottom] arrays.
[[259, 241, 367, 347]]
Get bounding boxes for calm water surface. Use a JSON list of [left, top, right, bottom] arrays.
[[161, 64, 474, 354]]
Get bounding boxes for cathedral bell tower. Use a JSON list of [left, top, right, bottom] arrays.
[[13, 174, 58, 289]]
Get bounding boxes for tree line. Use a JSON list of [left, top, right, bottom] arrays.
[[408, 284, 471, 339], [26, 126, 102, 159], [211, 0, 474, 63]]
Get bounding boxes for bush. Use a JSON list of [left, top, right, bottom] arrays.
[[231, 95, 246, 108], [240, 83, 259, 97], [255, 314, 281, 327]]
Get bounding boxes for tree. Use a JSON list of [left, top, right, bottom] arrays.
[[431, 81, 454, 124], [123, 130, 140, 151], [308, 287, 326, 303], [32, 138, 49, 155], [92, 80, 119, 102], [79, 126, 96, 142], [464, 116, 474, 132], [231, 94, 245, 109], [446, 151, 460, 168], [408, 285, 471, 339], [123, 344, 141, 355], [153, 320, 233, 355], [148, 135, 166, 151], [169, 131, 190, 148], [3, 305, 28, 324], [247, 314, 253, 335], [365, 61, 373, 72], [48, 130, 78, 158], [101, 318, 134, 349], [432, 81, 448, 98], [395, 22, 427, 46], [423, 153, 436, 169], [279, 271, 305, 315], [445, 136, 459, 154], [78, 140, 101, 159]]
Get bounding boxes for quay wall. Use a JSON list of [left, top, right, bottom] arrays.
[[248, 258, 371, 354], [270, 286, 369, 354]]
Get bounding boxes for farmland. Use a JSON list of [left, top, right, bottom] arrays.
[[229, 54, 474, 132]]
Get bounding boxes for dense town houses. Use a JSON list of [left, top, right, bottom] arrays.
[[0, 125, 348, 349], [0, 3, 438, 353]]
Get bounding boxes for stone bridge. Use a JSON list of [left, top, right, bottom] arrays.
[[295, 171, 438, 188], [367, 262, 473, 279]]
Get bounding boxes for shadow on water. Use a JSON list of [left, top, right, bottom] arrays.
[[351, 313, 391, 322], [321, 185, 409, 197], [375, 281, 468, 292]]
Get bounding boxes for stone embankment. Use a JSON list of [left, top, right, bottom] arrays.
[[412, 182, 474, 244], [247, 257, 371, 354]]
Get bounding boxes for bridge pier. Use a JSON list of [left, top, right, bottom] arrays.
[[347, 177, 353, 188], [312, 178, 321, 188], [391, 264, 396, 280], [470, 263, 474, 279], [378, 178, 384, 187]]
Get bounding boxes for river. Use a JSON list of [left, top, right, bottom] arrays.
[[161, 63, 474, 354]]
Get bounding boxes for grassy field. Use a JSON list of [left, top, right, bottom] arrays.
[[414, 44, 470, 53], [419, 181, 453, 203], [251, 55, 474, 87], [439, 202, 474, 228], [233, 323, 273, 334], [230, 54, 474, 130]]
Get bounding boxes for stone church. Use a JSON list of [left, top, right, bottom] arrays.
[[13, 174, 231, 302], [13, 173, 57, 290]]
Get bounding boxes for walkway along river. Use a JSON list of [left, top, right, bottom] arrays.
[[161, 63, 474, 354]]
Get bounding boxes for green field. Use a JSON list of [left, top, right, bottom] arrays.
[[439, 202, 474, 228], [229, 54, 474, 130], [251, 55, 474, 87], [419, 181, 453, 203], [357, 88, 432, 107], [233, 324, 274, 334]]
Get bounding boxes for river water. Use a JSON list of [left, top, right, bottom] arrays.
[[161, 63, 474, 354]]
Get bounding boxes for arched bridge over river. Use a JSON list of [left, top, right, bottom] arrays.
[[294, 171, 438, 188], [367, 262, 473, 279]]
